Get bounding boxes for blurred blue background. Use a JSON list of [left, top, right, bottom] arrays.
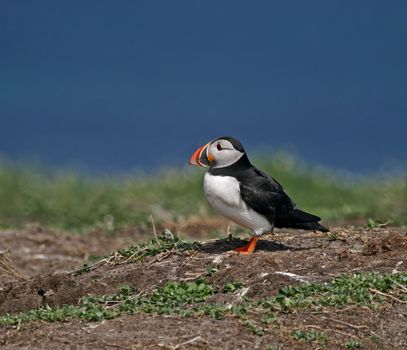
[[1, 0, 406, 173]]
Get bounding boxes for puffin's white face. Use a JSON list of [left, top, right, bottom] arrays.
[[189, 137, 245, 168], [207, 139, 244, 168]]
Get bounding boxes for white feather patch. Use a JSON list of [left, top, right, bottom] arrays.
[[204, 173, 272, 235]]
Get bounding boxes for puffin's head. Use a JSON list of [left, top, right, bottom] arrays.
[[189, 136, 246, 168]]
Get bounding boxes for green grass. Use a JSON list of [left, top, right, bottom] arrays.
[[71, 231, 199, 275], [0, 281, 217, 326], [0, 272, 405, 327], [223, 281, 245, 293], [116, 231, 199, 261], [292, 329, 328, 345], [259, 272, 407, 311], [0, 153, 406, 232], [345, 340, 363, 349], [243, 319, 265, 336]]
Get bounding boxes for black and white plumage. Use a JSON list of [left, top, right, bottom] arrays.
[[189, 136, 328, 240]]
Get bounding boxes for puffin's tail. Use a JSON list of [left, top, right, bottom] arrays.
[[283, 209, 329, 232]]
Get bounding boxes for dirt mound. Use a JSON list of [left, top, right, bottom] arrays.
[[0, 273, 82, 315], [362, 231, 407, 256], [0, 226, 141, 283], [1, 227, 406, 314], [0, 226, 406, 349]]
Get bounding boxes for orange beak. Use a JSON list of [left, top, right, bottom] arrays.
[[189, 142, 213, 167]]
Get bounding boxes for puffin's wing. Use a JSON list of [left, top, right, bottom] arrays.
[[239, 168, 295, 218], [239, 167, 326, 230]]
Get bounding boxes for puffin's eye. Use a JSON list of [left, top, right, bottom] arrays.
[[217, 143, 223, 151]]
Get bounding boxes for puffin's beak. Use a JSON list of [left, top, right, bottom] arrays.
[[189, 142, 213, 167]]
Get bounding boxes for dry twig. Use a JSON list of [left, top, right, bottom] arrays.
[[66, 256, 113, 275], [390, 279, 407, 293], [305, 324, 360, 340], [369, 288, 407, 304], [0, 249, 25, 279], [172, 336, 203, 350], [325, 317, 367, 330], [150, 215, 159, 244]]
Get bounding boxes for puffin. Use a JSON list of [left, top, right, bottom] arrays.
[[189, 136, 329, 254]]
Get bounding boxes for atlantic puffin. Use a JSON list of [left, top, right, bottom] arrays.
[[189, 136, 328, 254]]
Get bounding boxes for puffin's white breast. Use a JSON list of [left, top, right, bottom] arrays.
[[203, 173, 272, 236]]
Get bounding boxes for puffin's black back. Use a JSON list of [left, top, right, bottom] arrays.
[[209, 144, 328, 232]]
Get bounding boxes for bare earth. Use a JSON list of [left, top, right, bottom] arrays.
[[0, 223, 406, 349]]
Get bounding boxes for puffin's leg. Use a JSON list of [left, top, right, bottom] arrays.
[[234, 236, 259, 255], [270, 214, 275, 234], [226, 225, 231, 236]]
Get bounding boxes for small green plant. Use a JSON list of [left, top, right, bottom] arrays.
[[345, 340, 362, 349], [243, 319, 265, 336], [292, 330, 327, 345], [369, 335, 380, 342], [206, 266, 218, 276], [146, 280, 215, 307], [0, 281, 216, 326], [194, 304, 224, 320], [259, 272, 407, 312], [231, 302, 249, 317], [223, 281, 245, 293], [70, 232, 200, 276], [261, 313, 277, 325], [328, 232, 339, 241], [117, 232, 199, 261], [1, 272, 405, 330], [365, 218, 390, 229]]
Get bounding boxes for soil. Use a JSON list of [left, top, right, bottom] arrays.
[[0, 223, 406, 349]]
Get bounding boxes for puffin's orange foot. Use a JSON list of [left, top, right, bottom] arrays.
[[234, 236, 259, 254]]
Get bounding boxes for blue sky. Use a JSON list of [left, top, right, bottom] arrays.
[[1, 1, 406, 173]]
